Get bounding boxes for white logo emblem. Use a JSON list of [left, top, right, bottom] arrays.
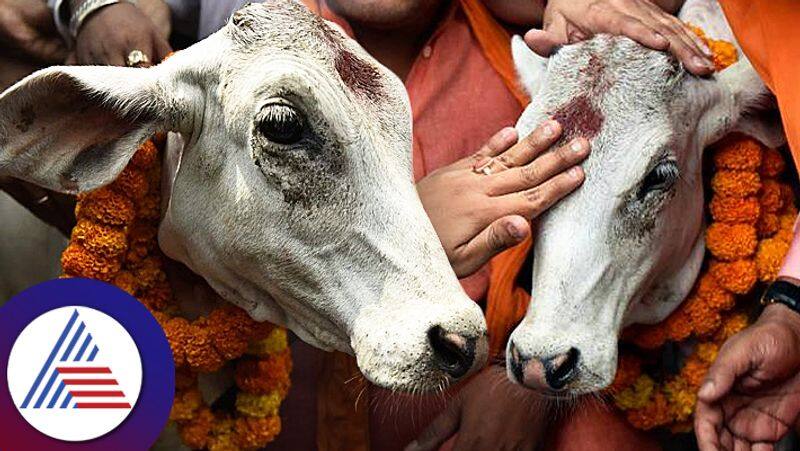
[[6, 306, 143, 442]]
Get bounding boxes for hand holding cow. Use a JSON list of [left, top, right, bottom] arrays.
[[525, 0, 716, 76], [416, 120, 590, 278], [695, 302, 800, 451], [71, 0, 171, 66]]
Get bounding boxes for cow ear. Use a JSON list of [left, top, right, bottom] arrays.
[[512, 35, 549, 99], [700, 58, 786, 149], [0, 65, 177, 194]]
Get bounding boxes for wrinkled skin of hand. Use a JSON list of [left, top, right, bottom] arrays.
[[417, 121, 590, 278], [526, 0, 715, 76], [73, 1, 171, 66], [0, 0, 67, 63], [407, 366, 551, 451], [695, 302, 800, 451]]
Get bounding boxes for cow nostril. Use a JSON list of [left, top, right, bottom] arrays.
[[428, 326, 476, 379], [542, 347, 580, 390]]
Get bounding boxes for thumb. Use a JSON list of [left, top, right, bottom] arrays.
[[524, 13, 570, 57], [406, 399, 462, 451], [455, 215, 530, 277], [698, 339, 753, 403]]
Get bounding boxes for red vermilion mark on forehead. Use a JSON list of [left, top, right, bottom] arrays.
[[334, 48, 384, 100], [551, 94, 604, 141]]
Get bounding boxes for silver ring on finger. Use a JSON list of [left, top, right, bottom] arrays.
[[126, 49, 150, 67]]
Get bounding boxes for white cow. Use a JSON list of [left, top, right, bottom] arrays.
[[506, 0, 784, 394], [0, 1, 487, 392]]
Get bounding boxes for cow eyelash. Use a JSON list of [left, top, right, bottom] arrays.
[[638, 158, 679, 200], [257, 100, 307, 145]]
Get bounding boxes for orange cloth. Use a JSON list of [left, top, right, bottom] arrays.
[[718, 0, 800, 282]]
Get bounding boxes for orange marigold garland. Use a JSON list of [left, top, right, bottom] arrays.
[[60, 135, 291, 450], [611, 28, 797, 431]]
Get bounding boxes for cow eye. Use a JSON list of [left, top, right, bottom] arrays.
[[258, 102, 306, 145], [638, 160, 678, 199]]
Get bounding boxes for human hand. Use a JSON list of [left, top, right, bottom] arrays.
[[406, 366, 550, 451], [695, 302, 800, 450], [0, 0, 67, 63], [74, 1, 171, 66], [526, 0, 715, 76], [416, 121, 589, 278]]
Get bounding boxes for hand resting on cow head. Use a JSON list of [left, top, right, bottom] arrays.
[[506, 0, 784, 396], [0, 1, 487, 392]]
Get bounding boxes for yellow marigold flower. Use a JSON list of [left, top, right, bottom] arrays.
[[71, 219, 128, 259], [716, 313, 749, 342], [696, 342, 719, 364], [208, 418, 237, 451], [709, 259, 757, 294], [710, 196, 760, 224], [697, 274, 735, 311], [614, 374, 655, 410], [711, 170, 761, 198], [760, 148, 787, 177], [178, 407, 214, 450], [248, 328, 288, 357], [235, 350, 293, 396], [712, 136, 762, 171], [776, 214, 797, 243], [113, 270, 138, 295], [234, 416, 281, 450], [663, 379, 696, 422], [75, 187, 136, 226], [760, 179, 784, 214], [133, 256, 166, 290], [706, 223, 757, 261], [608, 354, 642, 395], [61, 243, 122, 281], [709, 40, 738, 70], [164, 317, 191, 368], [236, 391, 282, 418], [757, 212, 780, 238], [208, 307, 254, 361], [110, 166, 149, 201], [171, 386, 203, 422], [131, 139, 159, 170], [755, 238, 790, 282], [626, 391, 672, 430]]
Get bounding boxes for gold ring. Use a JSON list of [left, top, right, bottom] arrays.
[[473, 157, 510, 176], [126, 49, 150, 67]]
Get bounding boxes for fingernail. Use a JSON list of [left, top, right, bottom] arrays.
[[698, 380, 714, 398], [542, 122, 555, 138], [653, 31, 668, 45], [501, 127, 517, 140], [693, 56, 714, 69], [700, 41, 713, 57], [507, 222, 526, 240], [569, 166, 583, 178], [570, 140, 585, 153]]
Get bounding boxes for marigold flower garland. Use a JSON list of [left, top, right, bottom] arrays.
[[607, 28, 797, 431], [61, 135, 291, 450]]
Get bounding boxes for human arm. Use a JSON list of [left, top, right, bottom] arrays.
[[694, 297, 800, 450], [417, 120, 590, 278], [0, 0, 67, 63], [406, 366, 550, 451]]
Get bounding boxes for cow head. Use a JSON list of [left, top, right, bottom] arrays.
[[0, 1, 487, 392], [506, 1, 783, 395]]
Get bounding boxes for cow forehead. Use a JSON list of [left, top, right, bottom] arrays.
[[542, 35, 685, 147], [225, 1, 385, 101]]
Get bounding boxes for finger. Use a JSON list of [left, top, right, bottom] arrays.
[[406, 402, 462, 451], [472, 127, 519, 162], [489, 120, 563, 170], [497, 166, 585, 219], [125, 37, 156, 67], [651, 14, 714, 75], [524, 13, 570, 57], [598, 10, 669, 51], [454, 216, 531, 276], [154, 36, 173, 63], [751, 443, 774, 451], [698, 340, 754, 403], [695, 401, 723, 451], [489, 137, 590, 196], [733, 436, 752, 451]]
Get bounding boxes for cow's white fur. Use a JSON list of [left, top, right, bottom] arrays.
[[507, 0, 784, 394], [0, 1, 487, 391]]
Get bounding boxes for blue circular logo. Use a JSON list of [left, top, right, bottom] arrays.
[[0, 278, 175, 450]]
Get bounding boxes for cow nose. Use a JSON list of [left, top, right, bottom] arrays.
[[509, 342, 580, 391], [427, 325, 476, 379]]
